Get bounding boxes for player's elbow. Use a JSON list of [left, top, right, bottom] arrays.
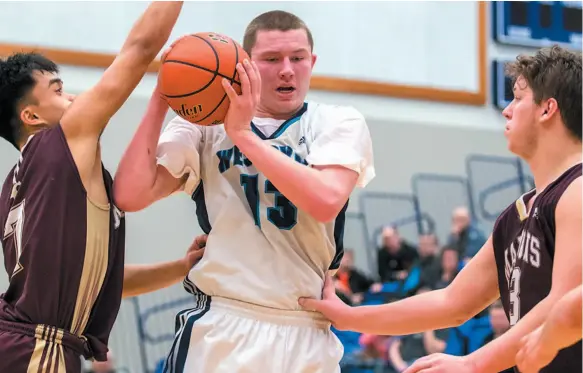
[[115, 192, 152, 213], [442, 287, 476, 327], [310, 193, 348, 223], [113, 181, 151, 213]]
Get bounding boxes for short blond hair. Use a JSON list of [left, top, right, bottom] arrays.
[[243, 10, 314, 55]]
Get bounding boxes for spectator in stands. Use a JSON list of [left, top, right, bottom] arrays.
[[447, 206, 486, 261], [432, 246, 460, 290], [442, 300, 513, 373], [415, 233, 441, 290], [487, 300, 515, 373], [376, 226, 418, 283], [387, 288, 449, 373], [485, 299, 511, 346], [359, 333, 392, 365], [334, 249, 374, 305]]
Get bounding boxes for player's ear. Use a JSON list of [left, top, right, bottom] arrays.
[[20, 106, 45, 128], [311, 53, 317, 68], [540, 97, 559, 124]]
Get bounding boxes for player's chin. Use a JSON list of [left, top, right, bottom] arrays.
[[506, 139, 525, 157], [273, 96, 302, 111]]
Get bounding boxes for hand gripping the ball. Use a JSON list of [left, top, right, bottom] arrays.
[[221, 59, 261, 139]]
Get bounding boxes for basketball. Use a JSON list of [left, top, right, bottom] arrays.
[[158, 32, 249, 126]]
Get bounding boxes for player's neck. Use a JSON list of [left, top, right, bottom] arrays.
[[528, 140, 582, 193], [255, 103, 304, 120]]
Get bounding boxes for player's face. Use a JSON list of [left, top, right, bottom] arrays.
[[502, 76, 541, 159], [251, 29, 316, 119], [21, 71, 75, 130]]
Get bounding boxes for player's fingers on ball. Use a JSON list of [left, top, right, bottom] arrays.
[[236, 62, 251, 97], [243, 59, 259, 99], [222, 79, 239, 102]]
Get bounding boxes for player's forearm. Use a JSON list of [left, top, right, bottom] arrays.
[[114, 91, 168, 209], [121, 1, 184, 60], [538, 286, 583, 352], [467, 296, 556, 373], [232, 131, 346, 222], [348, 288, 466, 335], [122, 260, 187, 298]]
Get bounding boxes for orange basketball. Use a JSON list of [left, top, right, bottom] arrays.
[[158, 32, 249, 126]]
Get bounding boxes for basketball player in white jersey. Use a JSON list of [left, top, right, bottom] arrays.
[[114, 10, 375, 373]]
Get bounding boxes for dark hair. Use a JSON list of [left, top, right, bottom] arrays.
[[243, 10, 314, 56], [0, 52, 59, 148], [505, 45, 582, 141]]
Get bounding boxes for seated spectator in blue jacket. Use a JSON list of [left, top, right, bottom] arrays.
[[447, 206, 486, 261]]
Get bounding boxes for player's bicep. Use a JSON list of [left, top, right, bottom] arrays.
[[313, 165, 359, 203], [445, 235, 500, 320], [550, 177, 582, 297], [61, 47, 155, 141], [152, 165, 187, 199]]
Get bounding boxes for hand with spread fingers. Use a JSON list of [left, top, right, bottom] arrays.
[[221, 59, 262, 141]]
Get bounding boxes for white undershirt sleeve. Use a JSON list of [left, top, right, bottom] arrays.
[[156, 116, 203, 195]]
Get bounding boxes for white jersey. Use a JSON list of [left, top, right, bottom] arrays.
[[156, 101, 375, 310]]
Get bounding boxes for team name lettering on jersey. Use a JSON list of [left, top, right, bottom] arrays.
[[504, 229, 541, 282], [216, 145, 308, 173]]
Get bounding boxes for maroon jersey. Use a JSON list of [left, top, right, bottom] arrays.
[[0, 125, 125, 361], [492, 163, 582, 373]]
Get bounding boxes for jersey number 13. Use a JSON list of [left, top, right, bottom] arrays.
[[240, 174, 298, 230], [509, 267, 522, 326]]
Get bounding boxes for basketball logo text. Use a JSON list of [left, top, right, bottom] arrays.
[[208, 33, 229, 44], [175, 104, 203, 120]]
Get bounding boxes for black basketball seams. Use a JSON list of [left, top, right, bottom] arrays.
[[197, 93, 229, 123], [231, 39, 239, 83], [161, 34, 241, 102], [162, 60, 241, 85]]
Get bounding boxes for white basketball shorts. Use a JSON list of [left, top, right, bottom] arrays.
[[161, 290, 344, 373]]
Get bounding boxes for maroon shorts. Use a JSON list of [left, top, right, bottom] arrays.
[[0, 319, 88, 373]]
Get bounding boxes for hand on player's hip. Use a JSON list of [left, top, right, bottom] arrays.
[[221, 59, 261, 139], [183, 234, 207, 273], [299, 274, 355, 330]]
